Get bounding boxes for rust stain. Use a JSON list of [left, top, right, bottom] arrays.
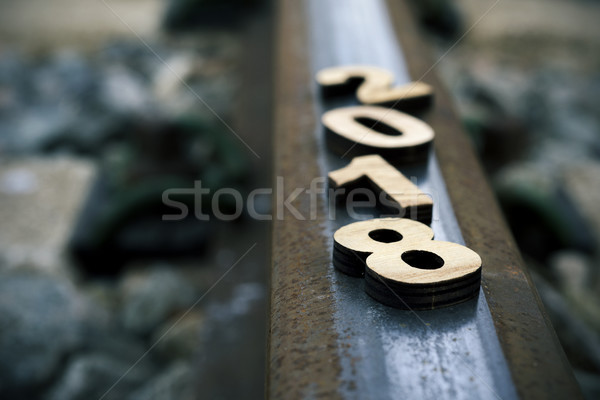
[[267, 0, 343, 398]]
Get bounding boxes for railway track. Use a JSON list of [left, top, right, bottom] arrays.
[[268, 0, 582, 398]]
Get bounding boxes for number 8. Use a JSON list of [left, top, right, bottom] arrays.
[[333, 218, 482, 310]]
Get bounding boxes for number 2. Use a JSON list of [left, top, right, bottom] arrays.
[[316, 65, 433, 109]]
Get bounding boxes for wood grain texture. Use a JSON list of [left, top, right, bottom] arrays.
[[333, 218, 482, 310], [323, 106, 434, 163], [329, 154, 433, 223], [316, 65, 433, 109]]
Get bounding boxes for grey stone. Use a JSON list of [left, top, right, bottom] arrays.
[[11, 106, 71, 153], [151, 311, 205, 361], [82, 331, 155, 366], [128, 362, 195, 400], [152, 54, 195, 112], [100, 66, 151, 115], [46, 353, 153, 400], [549, 251, 600, 333], [119, 265, 197, 336], [562, 162, 600, 248], [34, 50, 98, 105], [530, 270, 600, 372], [0, 272, 99, 395], [550, 251, 592, 292]]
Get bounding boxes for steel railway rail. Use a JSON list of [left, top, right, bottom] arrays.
[[268, 0, 582, 398]]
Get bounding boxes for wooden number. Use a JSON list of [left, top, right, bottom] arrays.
[[323, 105, 434, 164], [333, 218, 482, 310], [316, 65, 433, 109], [329, 154, 433, 223]]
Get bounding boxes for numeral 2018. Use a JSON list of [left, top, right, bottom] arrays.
[[317, 65, 482, 310]]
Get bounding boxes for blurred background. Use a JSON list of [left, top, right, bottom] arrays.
[[0, 0, 598, 399], [0, 0, 272, 399]]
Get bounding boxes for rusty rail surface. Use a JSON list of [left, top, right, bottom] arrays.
[[268, 0, 582, 398]]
